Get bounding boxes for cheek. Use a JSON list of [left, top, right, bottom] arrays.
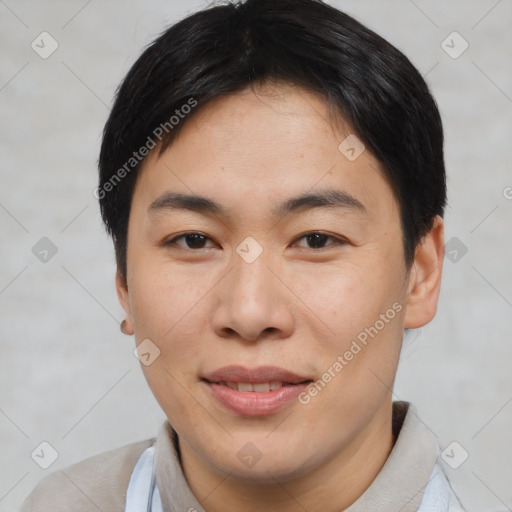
[[294, 256, 404, 345], [129, 264, 208, 373], [129, 266, 208, 426], [131, 263, 191, 331]]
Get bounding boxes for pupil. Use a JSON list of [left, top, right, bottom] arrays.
[[307, 233, 327, 248], [187, 234, 206, 248]]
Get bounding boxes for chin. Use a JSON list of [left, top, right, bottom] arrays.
[[227, 460, 311, 485], [208, 441, 317, 485]]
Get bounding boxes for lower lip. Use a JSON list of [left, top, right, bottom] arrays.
[[204, 381, 310, 416]]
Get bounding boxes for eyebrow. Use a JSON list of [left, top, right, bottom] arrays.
[[147, 188, 367, 221]]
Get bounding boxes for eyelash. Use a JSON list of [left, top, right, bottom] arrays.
[[163, 231, 348, 251]]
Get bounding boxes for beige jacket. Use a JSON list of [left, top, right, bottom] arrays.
[[20, 401, 466, 511]]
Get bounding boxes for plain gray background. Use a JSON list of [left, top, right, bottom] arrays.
[[1, 0, 511, 510]]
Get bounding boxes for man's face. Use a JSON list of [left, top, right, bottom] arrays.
[[119, 83, 415, 483]]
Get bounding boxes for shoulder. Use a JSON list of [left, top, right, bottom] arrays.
[[19, 437, 155, 512]]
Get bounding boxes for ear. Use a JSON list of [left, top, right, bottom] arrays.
[[116, 268, 134, 335], [404, 216, 444, 329]]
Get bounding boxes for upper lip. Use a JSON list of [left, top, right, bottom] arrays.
[[202, 365, 312, 384]]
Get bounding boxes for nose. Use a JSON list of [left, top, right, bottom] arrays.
[[211, 247, 296, 344]]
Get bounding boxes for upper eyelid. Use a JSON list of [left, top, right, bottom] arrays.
[[292, 232, 345, 245], [165, 231, 346, 248]]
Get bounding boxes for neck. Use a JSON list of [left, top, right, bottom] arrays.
[[179, 398, 395, 512]]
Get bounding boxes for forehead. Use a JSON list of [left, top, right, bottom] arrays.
[[133, 83, 398, 224]]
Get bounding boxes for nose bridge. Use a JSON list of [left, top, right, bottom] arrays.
[[230, 236, 276, 304], [211, 236, 295, 342]]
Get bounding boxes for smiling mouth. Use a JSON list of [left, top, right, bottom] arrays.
[[201, 365, 314, 415]]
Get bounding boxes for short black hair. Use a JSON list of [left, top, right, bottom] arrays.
[[98, 0, 446, 281]]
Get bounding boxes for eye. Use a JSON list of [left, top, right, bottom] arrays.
[[163, 232, 216, 250], [163, 230, 347, 251], [292, 231, 347, 250]]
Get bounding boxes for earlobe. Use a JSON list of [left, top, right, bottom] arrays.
[[116, 269, 135, 335], [404, 216, 444, 329]]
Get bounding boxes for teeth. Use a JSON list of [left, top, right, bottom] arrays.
[[253, 382, 270, 392], [218, 381, 285, 392]]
